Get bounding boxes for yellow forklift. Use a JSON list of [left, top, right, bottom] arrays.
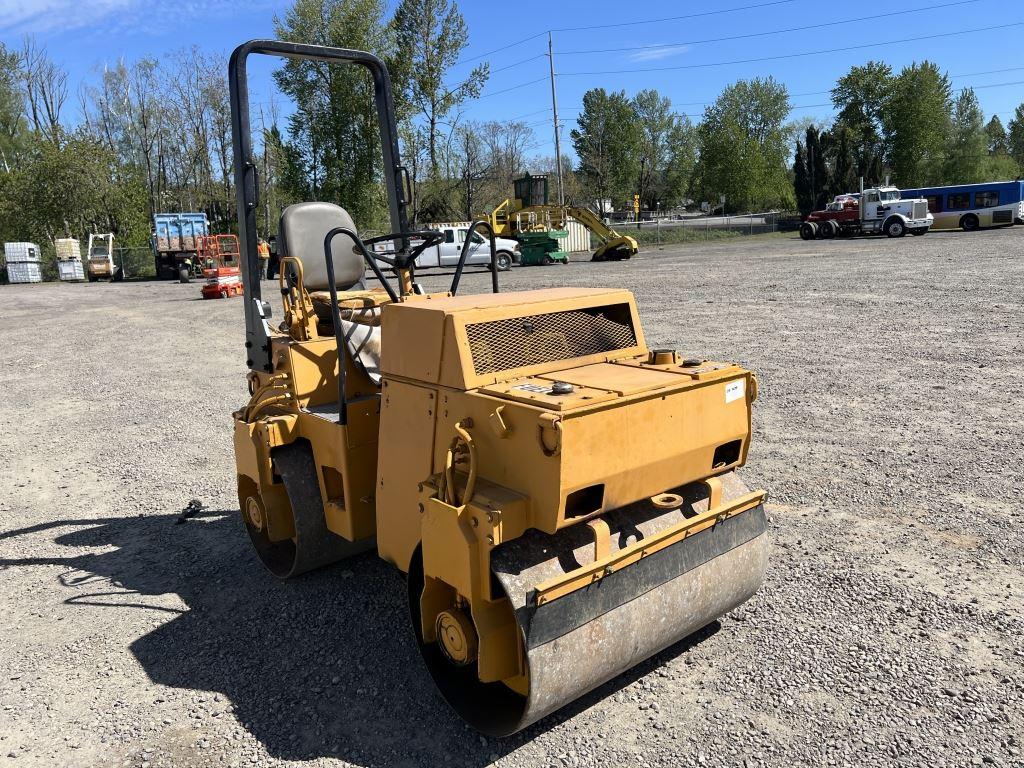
[[227, 40, 768, 736]]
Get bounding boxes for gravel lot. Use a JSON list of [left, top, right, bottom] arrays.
[[1, 228, 1022, 768]]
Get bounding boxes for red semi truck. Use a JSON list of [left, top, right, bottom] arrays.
[[800, 186, 933, 240]]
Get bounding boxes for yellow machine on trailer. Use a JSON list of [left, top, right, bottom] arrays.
[[228, 40, 768, 736]]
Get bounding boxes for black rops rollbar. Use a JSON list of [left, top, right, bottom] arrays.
[[229, 40, 410, 373], [450, 220, 501, 296]]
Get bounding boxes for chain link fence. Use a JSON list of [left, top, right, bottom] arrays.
[[623, 212, 799, 248]]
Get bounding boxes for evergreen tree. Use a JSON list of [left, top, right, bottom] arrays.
[[804, 126, 829, 211], [985, 116, 1008, 156], [831, 125, 858, 197], [1008, 103, 1024, 173], [793, 140, 812, 216]]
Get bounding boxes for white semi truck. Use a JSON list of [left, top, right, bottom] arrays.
[[800, 184, 933, 240]]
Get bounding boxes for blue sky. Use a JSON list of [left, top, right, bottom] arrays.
[[2, 0, 1023, 158]]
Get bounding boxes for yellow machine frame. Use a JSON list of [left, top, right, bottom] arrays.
[[228, 39, 767, 737]]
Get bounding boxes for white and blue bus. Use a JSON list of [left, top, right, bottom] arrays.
[[900, 181, 1023, 231]]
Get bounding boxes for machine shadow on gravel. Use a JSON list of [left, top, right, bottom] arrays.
[[0, 508, 718, 765]]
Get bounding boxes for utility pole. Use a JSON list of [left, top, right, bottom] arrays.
[[547, 31, 564, 205]]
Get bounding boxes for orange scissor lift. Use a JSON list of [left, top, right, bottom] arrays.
[[197, 234, 243, 299]]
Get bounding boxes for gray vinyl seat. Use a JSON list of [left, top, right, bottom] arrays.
[[279, 201, 384, 389], [278, 202, 365, 291]]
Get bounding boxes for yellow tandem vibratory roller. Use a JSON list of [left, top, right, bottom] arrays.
[[225, 39, 770, 736]]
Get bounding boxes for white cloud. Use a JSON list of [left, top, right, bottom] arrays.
[[0, 0, 272, 36], [0, 0, 135, 34], [628, 44, 692, 63]]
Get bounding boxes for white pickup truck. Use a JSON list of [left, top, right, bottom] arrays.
[[413, 226, 520, 271]]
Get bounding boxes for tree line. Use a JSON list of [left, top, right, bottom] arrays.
[[2, 0, 1024, 263], [793, 61, 1024, 216]]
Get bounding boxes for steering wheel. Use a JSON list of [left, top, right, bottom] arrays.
[[361, 230, 445, 268]]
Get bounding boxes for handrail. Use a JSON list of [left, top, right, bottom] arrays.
[[450, 220, 499, 296], [322, 226, 399, 425], [277, 255, 316, 341]]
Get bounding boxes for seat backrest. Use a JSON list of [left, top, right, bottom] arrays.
[[278, 202, 364, 291]]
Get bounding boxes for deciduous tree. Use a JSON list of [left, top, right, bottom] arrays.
[[571, 88, 639, 213], [945, 88, 986, 184], [693, 77, 792, 212], [881, 61, 952, 186]]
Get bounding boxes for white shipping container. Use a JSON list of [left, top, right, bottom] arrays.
[[58, 260, 85, 281], [7, 261, 43, 283], [4, 242, 42, 263], [55, 238, 82, 261]]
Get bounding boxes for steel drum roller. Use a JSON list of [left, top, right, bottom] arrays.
[[413, 472, 768, 736]]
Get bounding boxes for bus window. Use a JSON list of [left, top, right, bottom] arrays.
[[925, 195, 942, 213], [975, 191, 999, 208], [949, 193, 970, 209]]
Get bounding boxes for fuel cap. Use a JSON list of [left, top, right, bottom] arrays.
[[550, 381, 574, 395]]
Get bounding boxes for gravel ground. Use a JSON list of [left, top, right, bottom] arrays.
[[1, 228, 1022, 768]]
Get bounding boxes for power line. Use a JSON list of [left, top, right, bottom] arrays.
[[556, 0, 981, 56], [488, 54, 547, 75], [559, 21, 1024, 76], [474, 76, 548, 100], [453, 0, 797, 66], [549, 0, 797, 35], [454, 33, 549, 67]]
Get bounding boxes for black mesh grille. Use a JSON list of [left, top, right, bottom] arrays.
[[466, 304, 637, 375]]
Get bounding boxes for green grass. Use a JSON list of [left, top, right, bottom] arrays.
[[630, 226, 746, 246]]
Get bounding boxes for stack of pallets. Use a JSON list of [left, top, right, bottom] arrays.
[[4, 242, 43, 283], [55, 238, 85, 282]]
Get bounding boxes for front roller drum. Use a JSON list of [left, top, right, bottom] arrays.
[[241, 441, 372, 579], [411, 472, 769, 736]]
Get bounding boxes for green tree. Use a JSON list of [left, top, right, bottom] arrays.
[[803, 126, 829, 211], [831, 125, 858, 198], [831, 61, 892, 185], [571, 88, 640, 213], [792, 140, 811, 216], [985, 116, 1008, 155], [274, 0, 400, 228], [0, 42, 26, 173], [1008, 103, 1024, 173], [0, 130, 148, 248], [664, 118, 697, 208], [945, 88, 987, 184], [392, 0, 487, 178], [694, 77, 792, 212], [882, 61, 952, 186], [632, 89, 675, 209]]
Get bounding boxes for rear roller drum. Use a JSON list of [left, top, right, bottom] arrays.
[[241, 441, 371, 579], [410, 472, 769, 736]]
